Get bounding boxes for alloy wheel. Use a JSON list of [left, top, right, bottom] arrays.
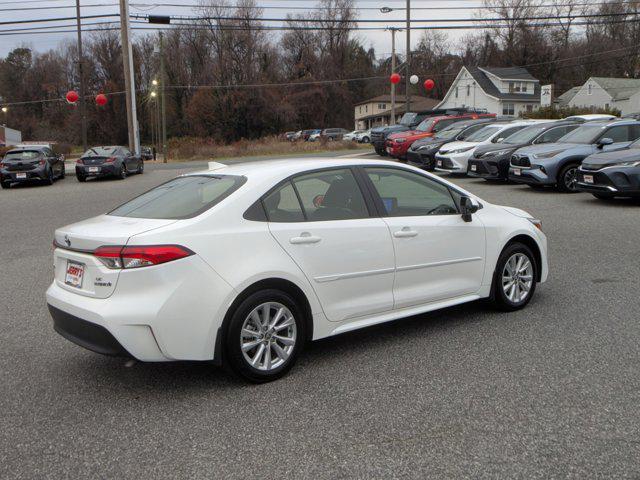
[[502, 253, 534, 303], [563, 166, 578, 191], [240, 302, 297, 371]]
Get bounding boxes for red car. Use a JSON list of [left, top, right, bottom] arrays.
[[386, 113, 496, 159]]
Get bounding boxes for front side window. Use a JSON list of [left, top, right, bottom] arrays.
[[109, 175, 245, 219], [365, 168, 458, 217], [291, 169, 369, 221], [538, 126, 576, 144], [601, 125, 637, 143], [493, 126, 526, 143]]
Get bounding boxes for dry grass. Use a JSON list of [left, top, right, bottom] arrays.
[[166, 135, 367, 162]]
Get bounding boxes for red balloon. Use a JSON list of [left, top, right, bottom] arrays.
[[424, 78, 435, 91], [66, 90, 79, 104], [390, 73, 401, 84], [95, 93, 108, 106]]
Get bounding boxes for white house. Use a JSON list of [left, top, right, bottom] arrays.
[[565, 77, 640, 115], [437, 66, 541, 116]]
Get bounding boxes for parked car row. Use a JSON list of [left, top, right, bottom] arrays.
[[404, 114, 640, 199], [284, 128, 352, 142], [0, 145, 144, 189]]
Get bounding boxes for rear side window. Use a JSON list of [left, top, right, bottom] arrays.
[[262, 182, 305, 222], [109, 175, 245, 219], [292, 169, 369, 221]]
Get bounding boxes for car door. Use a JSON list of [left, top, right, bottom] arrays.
[[266, 168, 396, 322], [362, 166, 486, 309]]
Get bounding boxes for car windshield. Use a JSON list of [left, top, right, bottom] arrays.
[[557, 125, 604, 144], [3, 150, 41, 160], [415, 119, 437, 132], [399, 113, 418, 126], [109, 175, 246, 219], [465, 125, 503, 142], [503, 124, 549, 144], [84, 146, 119, 157], [434, 126, 464, 140]]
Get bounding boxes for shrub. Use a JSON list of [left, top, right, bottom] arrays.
[[524, 105, 622, 119]]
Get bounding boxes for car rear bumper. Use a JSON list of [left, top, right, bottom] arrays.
[[76, 164, 119, 177], [45, 254, 235, 362], [1, 167, 48, 182]]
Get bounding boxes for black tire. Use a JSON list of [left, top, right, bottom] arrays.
[[592, 193, 614, 200], [557, 163, 580, 193], [59, 164, 66, 179], [137, 160, 144, 174], [46, 168, 54, 185], [490, 242, 538, 312], [361, 136, 370, 143], [0, 180, 9, 189], [118, 163, 127, 180], [76, 174, 86, 182], [225, 289, 305, 383], [374, 147, 387, 156]]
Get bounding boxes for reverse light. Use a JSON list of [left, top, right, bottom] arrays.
[[93, 245, 194, 269]]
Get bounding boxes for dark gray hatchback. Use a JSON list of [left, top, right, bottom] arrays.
[[0, 146, 65, 189]]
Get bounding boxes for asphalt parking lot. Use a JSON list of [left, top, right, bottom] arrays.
[[1, 153, 639, 479]]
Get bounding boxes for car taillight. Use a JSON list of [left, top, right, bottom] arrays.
[[76, 159, 84, 165], [105, 157, 116, 163], [93, 245, 194, 269], [39, 159, 46, 166]]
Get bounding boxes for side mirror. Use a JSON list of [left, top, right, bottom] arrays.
[[460, 196, 479, 222], [597, 137, 613, 148]]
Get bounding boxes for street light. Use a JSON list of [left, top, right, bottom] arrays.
[[1, 107, 7, 113], [150, 91, 157, 98], [152, 79, 158, 86]]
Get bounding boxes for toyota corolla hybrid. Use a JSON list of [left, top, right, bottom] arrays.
[[46, 159, 548, 383]]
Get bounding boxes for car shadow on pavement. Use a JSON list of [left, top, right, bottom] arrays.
[[56, 296, 539, 392]]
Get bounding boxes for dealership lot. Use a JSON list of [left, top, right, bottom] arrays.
[[1, 156, 639, 478]]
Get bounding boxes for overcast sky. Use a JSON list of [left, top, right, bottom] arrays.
[[1, 0, 474, 58]]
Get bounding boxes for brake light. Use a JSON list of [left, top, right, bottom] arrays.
[[93, 245, 194, 269], [76, 159, 84, 165], [105, 157, 116, 163], [39, 159, 46, 166]]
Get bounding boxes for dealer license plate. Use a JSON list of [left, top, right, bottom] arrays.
[[88, 167, 99, 173], [583, 175, 594, 184], [65, 261, 85, 288], [16, 172, 27, 179], [513, 168, 521, 176], [437, 160, 442, 167]]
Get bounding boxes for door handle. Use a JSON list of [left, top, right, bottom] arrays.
[[393, 227, 418, 238], [289, 232, 322, 245]]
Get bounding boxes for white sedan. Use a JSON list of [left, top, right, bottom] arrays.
[[435, 121, 546, 174], [46, 159, 548, 382]]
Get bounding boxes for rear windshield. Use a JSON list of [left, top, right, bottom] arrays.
[[109, 175, 246, 219], [4, 150, 42, 160], [84, 146, 119, 157]]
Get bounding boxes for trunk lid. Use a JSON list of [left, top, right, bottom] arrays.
[[53, 215, 177, 298], [80, 156, 109, 166]]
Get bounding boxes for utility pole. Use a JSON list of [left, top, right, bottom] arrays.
[[405, 0, 411, 113], [159, 32, 167, 163], [75, 0, 88, 152], [119, 0, 140, 154], [389, 27, 399, 126]]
